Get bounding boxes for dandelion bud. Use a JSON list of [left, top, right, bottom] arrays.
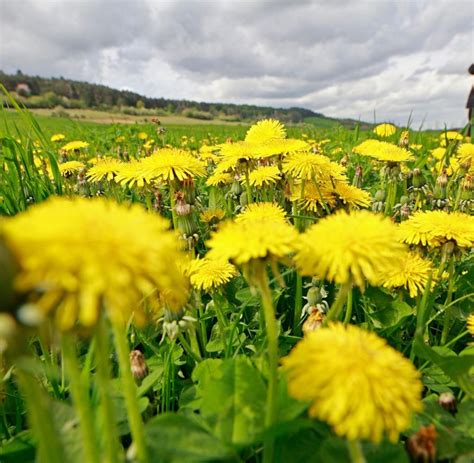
[[302, 310, 324, 334], [306, 287, 322, 306], [399, 130, 409, 148], [412, 169, 426, 188], [130, 350, 149, 384], [462, 174, 473, 191], [406, 424, 437, 463], [340, 154, 349, 166], [438, 392, 457, 415], [230, 180, 242, 196], [374, 190, 386, 202], [436, 171, 448, 188], [401, 203, 411, 219], [239, 191, 248, 207], [175, 200, 192, 216], [352, 165, 363, 188]]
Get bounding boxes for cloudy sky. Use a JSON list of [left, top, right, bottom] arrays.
[[1, 0, 473, 128]]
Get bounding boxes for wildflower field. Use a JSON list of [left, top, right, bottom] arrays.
[[0, 89, 473, 463]]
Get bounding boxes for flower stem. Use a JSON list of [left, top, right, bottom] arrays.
[[293, 273, 303, 335], [347, 440, 366, 463], [254, 269, 279, 463], [441, 256, 456, 345], [94, 315, 122, 463], [16, 368, 65, 463], [343, 286, 353, 324], [169, 181, 178, 229], [324, 282, 351, 324], [61, 334, 99, 463], [111, 322, 149, 463], [244, 165, 253, 204]]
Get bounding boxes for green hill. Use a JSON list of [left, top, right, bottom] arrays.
[[0, 70, 368, 128]]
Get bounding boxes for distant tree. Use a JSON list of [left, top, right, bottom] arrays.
[[136, 100, 145, 109]]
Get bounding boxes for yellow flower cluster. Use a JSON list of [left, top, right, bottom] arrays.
[[354, 139, 413, 162]]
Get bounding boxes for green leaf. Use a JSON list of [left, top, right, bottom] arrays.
[[414, 337, 474, 394], [192, 356, 266, 446], [0, 431, 36, 463], [144, 413, 235, 462]]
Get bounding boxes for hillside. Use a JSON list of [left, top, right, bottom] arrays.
[[0, 71, 368, 128]]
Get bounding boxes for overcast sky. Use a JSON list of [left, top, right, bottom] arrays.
[[1, 0, 473, 128]]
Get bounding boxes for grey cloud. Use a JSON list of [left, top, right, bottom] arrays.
[[0, 0, 472, 127]]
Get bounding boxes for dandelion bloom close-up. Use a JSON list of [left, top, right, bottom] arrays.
[[282, 323, 423, 443], [1, 197, 188, 330], [295, 210, 406, 288]]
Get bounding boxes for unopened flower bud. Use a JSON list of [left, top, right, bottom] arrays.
[[302, 310, 325, 334], [230, 180, 242, 196], [412, 169, 426, 188], [399, 131, 409, 148], [306, 287, 322, 306], [374, 190, 386, 202], [130, 350, 149, 384], [436, 171, 448, 188], [462, 174, 473, 191], [438, 392, 457, 415], [405, 424, 437, 463], [340, 154, 349, 166], [239, 191, 248, 207]]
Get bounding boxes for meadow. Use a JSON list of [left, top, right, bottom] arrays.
[[0, 89, 473, 463]]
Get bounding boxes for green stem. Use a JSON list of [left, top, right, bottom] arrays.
[[111, 322, 149, 463], [441, 256, 456, 345], [178, 334, 202, 363], [324, 282, 351, 324], [293, 273, 303, 336], [343, 286, 353, 324], [61, 335, 99, 463], [94, 315, 122, 463], [213, 294, 229, 354], [169, 182, 178, 229], [347, 440, 366, 463], [244, 165, 253, 204], [16, 368, 64, 463], [255, 269, 278, 463]]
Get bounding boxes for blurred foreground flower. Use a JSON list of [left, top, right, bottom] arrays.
[[282, 323, 423, 443], [1, 197, 188, 330]]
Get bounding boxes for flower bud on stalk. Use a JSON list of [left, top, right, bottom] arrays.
[[438, 392, 457, 415], [405, 425, 437, 463], [130, 350, 149, 385]]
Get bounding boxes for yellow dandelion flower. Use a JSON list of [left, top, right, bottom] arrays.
[[434, 156, 460, 176], [290, 182, 335, 212], [467, 314, 474, 336], [431, 147, 446, 160], [456, 143, 474, 170], [114, 161, 156, 188], [235, 202, 288, 224], [187, 257, 237, 291], [116, 135, 126, 143], [143, 140, 155, 150], [440, 131, 463, 146], [373, 123, 397, 137], [282, 323, 422, 443], [410, 144, 423, 151], [217, 142, 258, 172], [353, 139, 413, 163], [245, 119, 286, 143], [253, 139, 309, 158], [139, 148, 206, 182], [331, 182, 371, 209], [206, 171, 233, 187], [200, 208, 225, 224], [86, 159, 122, 183], [295, 210, 406, 288], [1, 197, 188, 330], [58, 161, 85, 177], [137, 132, 148, 140], [399, 210, 474, 249], [50, 134, 65, 142], [380, 252, 434, 298], [61, 141, 89, 152], [246, 165, 281, 188], [207, 218, 298, 265], [282, 152, 347, 181]]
